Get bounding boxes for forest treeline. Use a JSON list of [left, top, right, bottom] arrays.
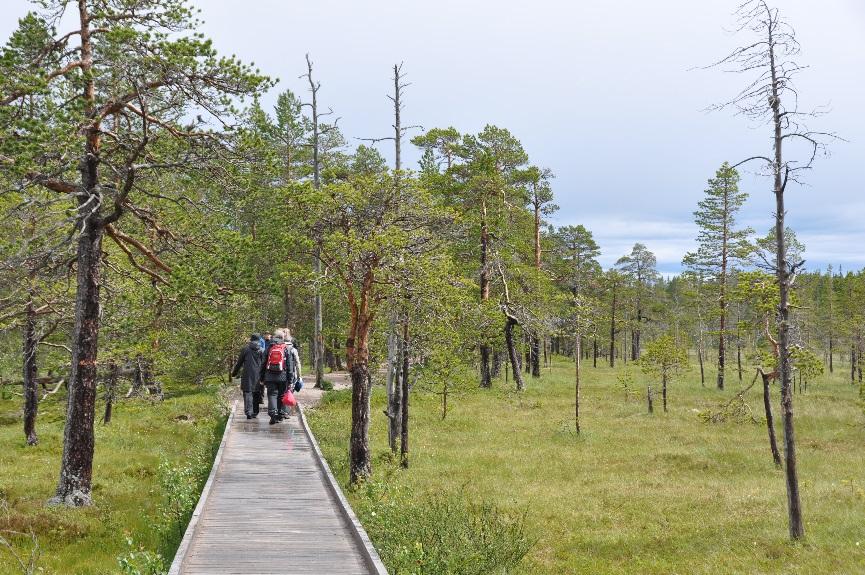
[[0, 0, 852, 544]]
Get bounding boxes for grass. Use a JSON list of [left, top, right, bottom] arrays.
[[0, 380, 226, 574], [307, 357, 865, 574]]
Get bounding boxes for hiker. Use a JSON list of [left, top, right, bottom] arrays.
[[231, 334, 264, 419], [273, 328, 298, 419], [258, 333, 272, 406], [260, 332, 294, 424], [284, 330, 303, 413]]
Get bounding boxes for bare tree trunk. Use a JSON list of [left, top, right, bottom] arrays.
[[769, 36, 803, 539], [530, 334, 541, 377], [349, 358, 371, 483], [282, 286, 291, 327], [647, 386, 654, 414], [593, 338, 598, 368], [505, 318, 524, 391], [574, 334, 581, 434], [385, 319, 401, 453], [698, 334, 706, 387], [399, 318, 410, 468], [491, 349, 502, 378], [23, 288, 38, 446], [478, 199, 492, 387], [102, 361, 118, 425], [609, 287, 617, 368], [718, 302, 727, 390], [662, 372, 668, 413], [52, 226, 103, 506], [305, 55, 325, 389], [762, 373, 782, 467], [737, 315, 743, 382]]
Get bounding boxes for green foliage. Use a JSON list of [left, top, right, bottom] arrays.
[[683, 162, 753, 278], [617, 365, 635, 400], [0, 381, 224, 573], [358, 484, 533, 575], [117, 537, 166, 575], [640, 335, 688, 382], [156, 451, 209, 552], [310, 358, 865, 574], [790, 346, 824, 382]]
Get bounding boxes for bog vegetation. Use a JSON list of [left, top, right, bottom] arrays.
[[0, 0, 861, 573]]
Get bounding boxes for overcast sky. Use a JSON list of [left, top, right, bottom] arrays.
[[3, 1, 863, 274]]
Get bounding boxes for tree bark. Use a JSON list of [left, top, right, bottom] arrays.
[[348, 357, 371, 483], [306, 55, 325, 390], [52, 2, 102, 506], [385, 319, 401, 453], [400, 318, 410, 468], [574, 334, 581, 434], [491, 349, 503, 378], [698, 336, 705, 387], [102, 361, 118, 425], [530, 333, 541, 377], [505, 317, 524, 391], [769, 32, 803, 539], [662, 372, 668, 413], [762, 373, 782, 467], [23, 288, 38, 446], [52, 227, 103, 506], [609, 286, 617, 368], [479, 199, 492, 387]]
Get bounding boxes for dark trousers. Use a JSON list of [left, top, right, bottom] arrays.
[[243, 391, 255, 417], [277, 380, 288, 416], [252, 386, 261, 415], [265, 381, 280, 417]]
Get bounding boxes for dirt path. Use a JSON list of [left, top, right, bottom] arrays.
[[296, 371, 352, 409]]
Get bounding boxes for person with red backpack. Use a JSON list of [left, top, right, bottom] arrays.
[[259, 333, 294, 424]]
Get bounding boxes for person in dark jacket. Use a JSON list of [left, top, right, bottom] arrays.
[[231, 334, 264, 419], [256, 333, 271, 408], [260, 334, 294, 424]]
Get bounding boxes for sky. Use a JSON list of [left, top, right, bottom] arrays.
[[2, 0, 864, 275]]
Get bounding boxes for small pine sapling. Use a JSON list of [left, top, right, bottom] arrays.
[[640, 336, 688, 413]]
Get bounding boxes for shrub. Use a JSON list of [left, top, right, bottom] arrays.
[[359, 487, 534, 574]]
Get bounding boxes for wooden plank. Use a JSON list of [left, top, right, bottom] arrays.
[[169, 399, 385, 574]]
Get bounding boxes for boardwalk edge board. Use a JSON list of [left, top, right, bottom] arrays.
[[298, 404, 390, 575], [167, 400, 237, 575]]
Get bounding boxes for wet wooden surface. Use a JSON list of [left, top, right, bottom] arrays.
[[177, 409, 376, 574]]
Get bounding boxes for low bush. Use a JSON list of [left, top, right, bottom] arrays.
[[358, 484, 534, 574]]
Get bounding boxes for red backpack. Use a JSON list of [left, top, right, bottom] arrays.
[[266, 343, 287, 373]]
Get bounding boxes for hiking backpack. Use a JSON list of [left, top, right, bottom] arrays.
[[266, 343, 287, 373]]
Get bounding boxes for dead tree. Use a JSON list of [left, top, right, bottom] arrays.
[[707, 0, 840, 540], [301, 54, 339, 390], [361, 63, 421, 454]]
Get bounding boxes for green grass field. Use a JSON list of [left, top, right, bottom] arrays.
[[0, 382, 226, 574], [308, 357, 865, 574]]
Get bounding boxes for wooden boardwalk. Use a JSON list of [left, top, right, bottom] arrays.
[[169, 402, 387, 575]]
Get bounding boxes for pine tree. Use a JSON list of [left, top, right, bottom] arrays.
[[683, 162, 753, 390]]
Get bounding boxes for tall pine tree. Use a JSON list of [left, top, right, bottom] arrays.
[[683, 162, 752, 390]]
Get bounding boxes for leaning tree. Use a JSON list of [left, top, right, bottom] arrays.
[[0, 0, 270, 506]]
